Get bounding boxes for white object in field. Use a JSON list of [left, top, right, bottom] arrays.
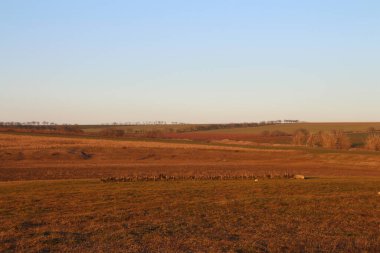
[[294, 175, 305, 180], [254, 179, 258, 182]]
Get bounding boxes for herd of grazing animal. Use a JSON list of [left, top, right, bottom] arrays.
[[100, 173, 302, 183]]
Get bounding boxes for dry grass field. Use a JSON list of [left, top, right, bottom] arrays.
[[1, 132, 380, 252]]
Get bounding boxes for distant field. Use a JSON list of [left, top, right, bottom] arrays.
[[197, 122, 380, 134], [81, 124, 208, 133], [81, 122, 380, 135], [4, 122, 378, 147], [2, 133, 380, 181], [75, 123, 380, 147]]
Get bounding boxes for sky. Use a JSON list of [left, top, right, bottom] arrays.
[[1, 0, 379, 124]]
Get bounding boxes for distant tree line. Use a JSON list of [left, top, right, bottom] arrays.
[[0, 121, 57, 126], [0, 119, 300, 127], [0, 119, 300, 135], [0, 122, 83, 134]]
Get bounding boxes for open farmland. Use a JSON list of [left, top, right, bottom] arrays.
[[1, 132, 380, 252]]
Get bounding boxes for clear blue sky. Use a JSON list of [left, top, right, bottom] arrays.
[[1, 0, 379, 124]]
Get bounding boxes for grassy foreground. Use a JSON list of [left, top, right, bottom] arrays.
[[1, 178, 379, 253]]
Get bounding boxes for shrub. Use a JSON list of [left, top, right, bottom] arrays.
[[320, 130, 351, 150], [292, 129, 309, 145], [365, 134, 380, 151], [307, 132, 323, 147]]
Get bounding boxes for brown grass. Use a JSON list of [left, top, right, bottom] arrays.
[[1, 178, 379, 252]]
